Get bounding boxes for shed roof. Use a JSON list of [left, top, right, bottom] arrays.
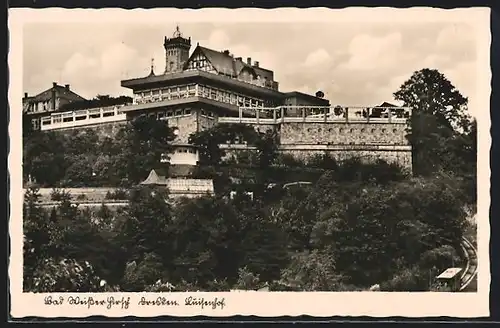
[[436, 267, 462, 279]]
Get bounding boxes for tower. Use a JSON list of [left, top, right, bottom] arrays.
[[164, 25, 191, 74]]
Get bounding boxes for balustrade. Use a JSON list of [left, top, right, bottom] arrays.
[[230, 105, 411, 124], [40, 106, 126, 131]]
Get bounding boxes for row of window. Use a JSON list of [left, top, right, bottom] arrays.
[[26, 100, 53, 113], [174, 148, 197, 154], [145, 108, 219, 121], [134, 84, 197, 104], [133, 83, 276, 109], [304, 127, 401, 134], [166, 49, 180, 56], [39, 107, 119, 126]]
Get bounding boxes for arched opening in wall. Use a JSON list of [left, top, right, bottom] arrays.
[[350, 128, 354, 133], [393, 129, 397, 133], [382, 128, 387, 133], [371, 128, 376, 133]]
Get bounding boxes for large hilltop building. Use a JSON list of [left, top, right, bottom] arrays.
[[30, 26, 412, 171]]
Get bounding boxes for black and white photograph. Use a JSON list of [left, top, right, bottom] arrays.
[[9, 7, 490, 318]]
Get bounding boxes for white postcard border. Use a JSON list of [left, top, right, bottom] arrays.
[[8, 7, 492, 318]]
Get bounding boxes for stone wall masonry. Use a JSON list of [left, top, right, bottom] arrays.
[[279, 148, 412, 170], [198, 114, 218, 132], [222, 144, 412, 172], [164, 113, 198, 144], [279, 122, 408, 145], [54, 121, 127, 140]]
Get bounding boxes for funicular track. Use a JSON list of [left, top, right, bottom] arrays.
[[459, 237, 478, 291]]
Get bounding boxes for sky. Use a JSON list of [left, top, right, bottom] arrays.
[[23, 20, 477, 113]]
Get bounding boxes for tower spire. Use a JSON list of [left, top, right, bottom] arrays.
[[149, 57, 155, 76], [174, 24, 182, 38]]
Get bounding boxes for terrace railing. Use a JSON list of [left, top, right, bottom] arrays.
[[218, 105, 411, 125]]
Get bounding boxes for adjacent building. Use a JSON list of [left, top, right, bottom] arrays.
[[23, 82, 87, 130]]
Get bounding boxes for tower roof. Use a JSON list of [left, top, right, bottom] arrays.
[[164, 25, 191, 47]]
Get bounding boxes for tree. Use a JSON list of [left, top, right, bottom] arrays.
[[119, 185, 174, 265], [394, 68, 470, 131], [116, 116, 176, 184], [23, 132, 69, 186], [280, 250, 344, 291], [393, 68, 474, 176], [188, 124, 259, 165], [28, 258, 106, 292]]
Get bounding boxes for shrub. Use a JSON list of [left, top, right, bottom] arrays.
[[76, 194, 87, 201], [105, 188, 128, 200], [50, 188, 72, 201]]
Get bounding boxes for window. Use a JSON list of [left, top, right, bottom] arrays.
[[167, 111, 173, 117], [393, 129, 397, 133], [361, 128, 365, 133], [371, 129, 376, 133], [185, 109, 191, 115], [175, 110, 182, 116], [31, 119, 40, 130], [350, 128, 354, 133]]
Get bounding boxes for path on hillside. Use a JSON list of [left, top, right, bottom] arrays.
[[459, 237, 478, 291], [38, 201, 128, 208]]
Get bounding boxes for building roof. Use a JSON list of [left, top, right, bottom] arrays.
[[377, 102, 397, 108], [141, 169, 168, 185], [186, 46, 275, 82], [283, 91, 330, 105], [28, 83, 86, 103], [140, 169, 214, 193], [436, 267, 463, 279]]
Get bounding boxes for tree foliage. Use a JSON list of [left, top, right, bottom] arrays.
[[394, 68, 476, 180], [22, 115, 176, 187]]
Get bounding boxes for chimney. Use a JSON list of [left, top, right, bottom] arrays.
[[65, 84, 70, 91], [254, 61, 259, 67], [24, 92, 28, 98], [223, 50, 230, 55], [247, 57, 251, 65], [51, 83, 57, 110], [235, 57, 242, 61]]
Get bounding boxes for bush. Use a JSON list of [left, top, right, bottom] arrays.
[[105, 188, 129, 200], [76, 194, 87, 201], [50, 188, 72, 201]]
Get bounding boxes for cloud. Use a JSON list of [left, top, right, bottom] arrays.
[[436, 24, 476, 53], [340, 32, 403, 71], [304, 49, 332, 67]]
